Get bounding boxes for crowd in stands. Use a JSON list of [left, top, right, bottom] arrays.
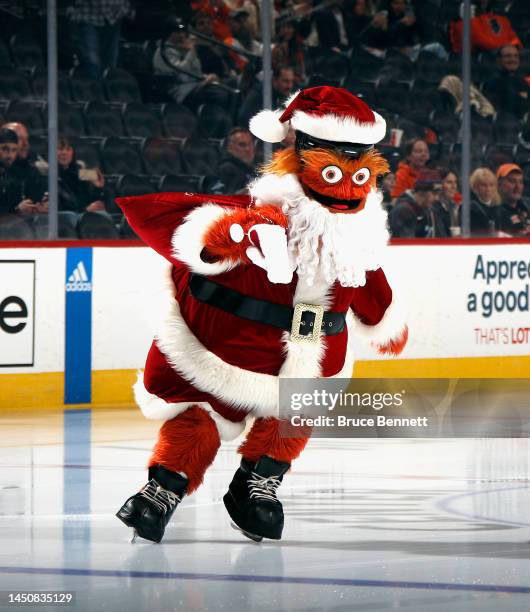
[[0, 0, 529, 239]]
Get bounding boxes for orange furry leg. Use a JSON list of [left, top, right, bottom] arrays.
[[238, 417, 311, 464], [148, 406, 221, 494]]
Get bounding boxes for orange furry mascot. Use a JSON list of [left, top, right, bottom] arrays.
[[116, 86, 408, 543]]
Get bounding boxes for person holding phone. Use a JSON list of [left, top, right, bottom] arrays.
[[57, 136, 107, 215], [0, 128, 37, 217]]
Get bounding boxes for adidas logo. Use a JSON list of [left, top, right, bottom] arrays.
[[65, 261, 92, 292]]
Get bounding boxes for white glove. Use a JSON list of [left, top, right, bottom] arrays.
[[229, 223, 294, 284]]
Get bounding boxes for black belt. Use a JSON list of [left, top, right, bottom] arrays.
[[189, 273, 346, 342]]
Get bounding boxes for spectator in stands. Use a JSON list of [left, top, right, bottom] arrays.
[[360, 0, 419, 56], [449, 1, 521, 54], [57, 136, 108, 216], [389, 178, 442, 238], [343, 0, 374, 48], [191, 0, 233, 41], [381, 171, 395, 210], [272, 17, 306, 81], [225, 0, 260, 38], [0, 128, 36, 218], [468, 167, 500, 236], [192, 11, 239, 81], [436, 168, 460, 228], [496, 163, 530, 236], [298, 0, 350, 52], [482, 45, 530, 118], [226, 9, 262, 62], [2, 122, 47, 205], [153, 19, 229, 109], [67, 0, 133, 79], [360, 0, 447, 60], [391, 138, 438, 198], [217, 127, 256, 193], [426, 169, 459, 238], [438, 75, 495, 118], [237, 66, 296, 128]]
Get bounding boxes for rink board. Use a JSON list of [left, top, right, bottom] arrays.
[[0, 239, 529, 410]]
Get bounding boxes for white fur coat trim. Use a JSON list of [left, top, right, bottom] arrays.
[[153, 275, 355, 418], [350, 294, 407, 347], [250, 172, 304, 207], [171, 203, 238, 276], [133, 372, 246, 441]]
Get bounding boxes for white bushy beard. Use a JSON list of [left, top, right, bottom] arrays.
[[283, 189, 389, 288]]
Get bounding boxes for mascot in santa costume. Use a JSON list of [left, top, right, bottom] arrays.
[[116, 86, 408, 543]]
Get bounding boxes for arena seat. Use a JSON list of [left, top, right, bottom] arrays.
[[119, 42, 153, 74], [306, 75, 342, 89], [0, 39, 12, 67], [115, 174, 154, 197], [77, 212, 120, 239], [142, 137, 182, 175], [158, 173, 224, 195], [482, 144, 517, 171], [72, 138, 102, 169], [494, 114, 522, 145], [0, 68, 33, 101], [30, 135, 48, 160], [470, 115, 494, 147], [348, 48, 384, 80], [394, 117, 425, 141], [409, 89, 440, 124], [196, 104, 233, 139], [160, 103, 198, 138], [310, 51, 350, 82], [377, 145, 401, 172], [58, 103, 87, 137], [32, 214, 79, 239], [0, 215, 35, 239], [416, 52, 449, 84], [101, 138, 143, 175], [123, 103, 162, 138], [85, 101, 125, 137], [70, 67, 105, 102], [158, 174, 206, 193], [5, 101, 45, 136], [344, 79, 377, 106], [103, 68, 142, 103], [10, 32, 44, 68], [31, 67, 72, 102], [515, 144, 530, 165], [380, 51, 415, 82], [182, 139, 221, 175], [377, 81, 411, 116], [429, 109, 459, 141]]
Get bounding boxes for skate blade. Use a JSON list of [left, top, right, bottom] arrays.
[[230, 521, 263, 543], [131, 529, 138, 543]]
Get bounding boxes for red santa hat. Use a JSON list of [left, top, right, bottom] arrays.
[[249, 86, 386, 145]]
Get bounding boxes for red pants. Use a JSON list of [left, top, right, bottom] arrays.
[[148, 406, 310, 493]]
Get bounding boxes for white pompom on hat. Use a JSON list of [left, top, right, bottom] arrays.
[[249, 85, 386, 145]]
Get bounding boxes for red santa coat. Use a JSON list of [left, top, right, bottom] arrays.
[[117, 189, 406, 435]]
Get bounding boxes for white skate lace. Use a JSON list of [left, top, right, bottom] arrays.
[[248, 472, 281, 502], [139, 479, 181, 514]]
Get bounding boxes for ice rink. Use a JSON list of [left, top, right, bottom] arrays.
[[1, 407, 530, 612]]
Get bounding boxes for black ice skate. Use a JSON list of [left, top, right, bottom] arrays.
[[223, 455, 290, 542], [116, 465, 188, 543]]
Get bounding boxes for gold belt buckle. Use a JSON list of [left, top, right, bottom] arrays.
[[290, 303, 324, 343]]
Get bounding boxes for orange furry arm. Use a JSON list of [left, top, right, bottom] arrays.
[[201, 205, 288, 265]]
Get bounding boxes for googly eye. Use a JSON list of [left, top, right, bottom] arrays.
[[321, 165, 343, 184], [352, 167, 371, 186]]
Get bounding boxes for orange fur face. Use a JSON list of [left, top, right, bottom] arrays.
[[264, 147, 390, 213]]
